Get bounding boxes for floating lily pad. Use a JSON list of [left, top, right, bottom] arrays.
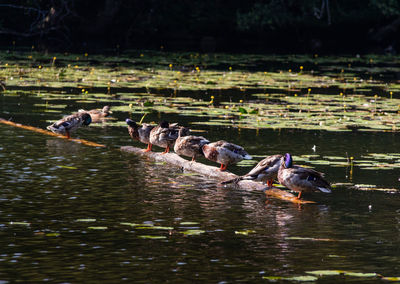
[[262, 275, 318, 282], [120, 222, 140, 227], [306, 270, 343, 276], [180, 222, 200, 225], [343, 272, 378, 277], [382, 276, 400, 281], [138, 235, 167, 240], [235, 230, 256, 235], [87, 226, 108, 230], [76, 219, 96, 222], [135, 226, 173, 230], [182, 229, 205, 235], [57, 165, 78, 169], [46, 233, 61, 237], [9, 221, 30, 226]]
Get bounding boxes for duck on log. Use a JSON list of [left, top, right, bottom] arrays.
[[120, 146, 316, 204]]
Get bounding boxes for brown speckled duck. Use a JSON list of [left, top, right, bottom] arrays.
[[174, 127, 210, 161], [202, 140, 252, 171], [47, 112, 92, 139], [79, 106, 111, 122], [126, 118, 155, 151], [222, 154, 282, 187], [149, 121, 180, 153], [278, 153, 331, 199]]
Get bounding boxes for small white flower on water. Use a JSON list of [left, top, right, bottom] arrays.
[[368, 205, 372, 211], [110, 79, 116, 83], [312, 145, 317, 152]]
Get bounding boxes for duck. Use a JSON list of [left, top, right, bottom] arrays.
[[202, 140, 252, 171], [78, 106, 111, 122], [149, 120, 180, 153], [174, 127, 210, 161], [47, 112, 92, 138], [278, 153, 331, 199], [222, 154, 282, 187], [126, 118, 155, 151]]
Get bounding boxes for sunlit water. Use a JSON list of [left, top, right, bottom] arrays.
[[1, 92, 400, 282]]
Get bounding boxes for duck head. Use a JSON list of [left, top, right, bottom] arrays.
[[82, 113, 92, 125], [102, 106, 112, 115], [178, 127, 190, 137], [282, 153, 293, 168], [160, 120, 169, 128], [125, 118, 138, 129]]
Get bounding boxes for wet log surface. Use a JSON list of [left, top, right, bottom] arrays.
[[120, 146, 316, 204]]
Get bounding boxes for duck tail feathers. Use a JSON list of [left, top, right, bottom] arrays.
[[317, 187, 332, 193]]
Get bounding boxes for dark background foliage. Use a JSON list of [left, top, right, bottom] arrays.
[[1, 0, 399, 53]]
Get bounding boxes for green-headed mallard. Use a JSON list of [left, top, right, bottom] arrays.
[[202, 140, 252, 171], [47, 112, 92, 138], [79, 106, 111, 122], [126, 118, 155, 151], [222, 154, 282, 187], [174, 127, 210, 161], [149, 121, 180, 154], [278, 153, 331, 199]]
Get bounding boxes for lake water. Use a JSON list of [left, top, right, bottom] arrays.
[[0, 53, 400, 282]]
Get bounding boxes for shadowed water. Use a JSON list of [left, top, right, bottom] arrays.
[[0, 89, 400, 282]]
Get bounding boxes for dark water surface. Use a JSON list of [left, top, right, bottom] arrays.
[[1, 92, 400, 283]]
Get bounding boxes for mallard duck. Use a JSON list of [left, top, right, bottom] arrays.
[[202, 140, 252, 171], [222, 154, 282, 187], [149, 121, 180, 153], [174, 127, 210, 161], [79, 106, 111, 122], [126, 118, 155, 151], [278, 153, 331, 199], [47, 112, 92, 138]]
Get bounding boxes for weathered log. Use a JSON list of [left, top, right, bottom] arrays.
[[0, 118, 105, 147], [120, 146, 316, 204]]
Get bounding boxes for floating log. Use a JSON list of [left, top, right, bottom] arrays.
[[120, 146, 316, 204], [0, 118, 105, 147], [0, 117, 314, 204]]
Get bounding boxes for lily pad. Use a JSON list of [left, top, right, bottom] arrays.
[[57, 165, 78, 170], [9, 221, 30, 226], [182, 229, 205, 235], [87, 226, 108, 230], [382, 276, 400, 281], [135, 226, 173, 230], [138, 235, 167, 240], [343, 272, 378, 277], [262, 275, 318, 282], [306, 270, 343, 276], [235, 230, 256, 235], [180, 222, 200, 225]]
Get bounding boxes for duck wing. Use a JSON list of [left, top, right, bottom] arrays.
[[292, 166, 331, 192], [245, 155, 282, 178]]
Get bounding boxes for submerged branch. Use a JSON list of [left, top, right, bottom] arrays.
[[0, 118, 105, 147]]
